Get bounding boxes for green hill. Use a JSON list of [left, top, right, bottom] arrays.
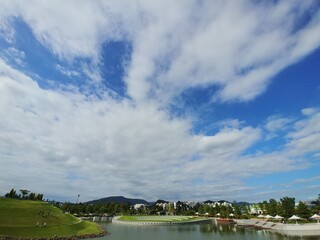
[[0, 198, 103, 238]]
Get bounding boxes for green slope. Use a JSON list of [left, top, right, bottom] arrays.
[[0, 198, 103, 238]]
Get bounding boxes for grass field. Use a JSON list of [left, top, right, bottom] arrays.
[[118, 215, 206, 222], [0, 198, 102, 238]]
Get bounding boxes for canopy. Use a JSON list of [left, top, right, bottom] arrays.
[[257, 214, 265, 218], [216, 213, 221, 216], [229, 213, 234, 217], [265, 215, 273, 219], [310, 214, 320, 219], [273, 215, 284, 219], [310, 214, 320, 223], [289, 215, 300, 220]]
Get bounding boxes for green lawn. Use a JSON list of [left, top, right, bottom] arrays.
[[118, 215, 206, 222], [0, 198, 103, 238]]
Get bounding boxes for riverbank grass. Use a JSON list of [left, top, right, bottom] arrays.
[[0, 198, 102, 238], [118, 215, 206, 222]]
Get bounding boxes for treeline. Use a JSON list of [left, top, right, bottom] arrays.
[[58, 195, 320, 219], [5, 188, 43, 201], [57, 202, 133, 215], [57, 201, 236, 217], [255, 196, 320, 219]]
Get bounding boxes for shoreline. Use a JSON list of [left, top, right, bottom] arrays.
[[112, 216, 213, 226], [0, 231, 110, 240], [235, 219, 320, 237], [0, 225, 109, 240]]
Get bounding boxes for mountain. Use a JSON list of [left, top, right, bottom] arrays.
[[234, 201, 251, 206], [204, 200, 231, 204], [86, 196, 148, 205], [155, 199, 169, 204]]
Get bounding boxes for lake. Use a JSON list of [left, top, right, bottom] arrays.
[[99, 222, 320, 240]]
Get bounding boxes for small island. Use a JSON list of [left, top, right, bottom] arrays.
[[113, 215, 212, 225]]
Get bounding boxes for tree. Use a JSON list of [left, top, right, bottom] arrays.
[[280, 197, 295, 218], [296, 201, 311, 219], [20, 189, 30, 199], [29, 192, 36, 200], [276, 202, 284, 216], [233, 205, 242, 218], [5, 189, 18, 199], [36, 193, 43, 201], [267, 199, 278, 216]]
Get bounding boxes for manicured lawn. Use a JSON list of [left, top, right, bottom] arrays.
[[0, 198, 102, 238], [118, 215, 206, 222]]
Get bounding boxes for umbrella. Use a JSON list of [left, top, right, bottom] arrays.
[[216, 213, 221, 217], [273, 215, 284, 220], [289, 215, 300, 224], [229, 213, 234, 217], [257, 214, 265, 218], [265, 215, 273, 219], [310, 214, 320, 223]]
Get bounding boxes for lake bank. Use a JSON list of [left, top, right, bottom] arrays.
[[235, 219, 320, 237]]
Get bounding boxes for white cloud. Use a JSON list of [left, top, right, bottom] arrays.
[[2, 47, 25, 66], [0, 58, 318, 201], [286, 109, 320, 156], [265, 116, 293, 132], [263, 110, 320, 152], [264, 116, 293, 140], [55, 64, 79, 78], [0, 59, 277, 201], [0, 0, 319, 102], [0, 1, 319, 202]]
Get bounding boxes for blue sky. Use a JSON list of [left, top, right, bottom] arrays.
[[0, 0, 319, 203]]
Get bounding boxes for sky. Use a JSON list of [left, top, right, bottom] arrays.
[[0, 0, 319, 203]]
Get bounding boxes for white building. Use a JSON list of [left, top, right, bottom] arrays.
[[133, 204, 146, 210]]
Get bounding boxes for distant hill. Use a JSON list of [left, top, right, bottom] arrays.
[[204, 200, 232, 204], [234, 201, 251, 206], [155, 199, 169, 204], [86, 196, 148, 205]]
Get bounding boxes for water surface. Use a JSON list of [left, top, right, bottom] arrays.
[[100, 222, 319, 240]]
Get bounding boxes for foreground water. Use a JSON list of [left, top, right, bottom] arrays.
[[99, 222, 319, 240]]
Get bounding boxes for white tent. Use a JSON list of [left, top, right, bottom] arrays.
[[310, 214, 320, 223], [289, 215, 300, 224], [273, 215, 284, 220]]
